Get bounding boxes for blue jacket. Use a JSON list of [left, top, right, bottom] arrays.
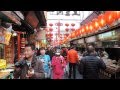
[[37, 55, 50, 73]]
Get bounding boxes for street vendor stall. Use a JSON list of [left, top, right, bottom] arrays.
[[99, 59, 120, 79]]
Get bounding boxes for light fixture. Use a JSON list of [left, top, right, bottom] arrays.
[[12, 31, 17, 36]]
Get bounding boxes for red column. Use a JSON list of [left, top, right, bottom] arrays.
[[17, 33, 21, 60]]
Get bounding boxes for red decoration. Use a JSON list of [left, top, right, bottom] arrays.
[[49, 28, 53, 32], [85, 24, 89, 34], [114, 11, 120, 20], [98, 14, 106, 28], [104, 11, 115, 25], [71, 32, 76, 38], [92, 19, 100, 31], [49, 23, 53, 26], [21, 38, 26, 48], [88, 22, 94, 33], [65, 23, 69, 27], [71, 23, 75, 26], [71, 28, 75, 31], [65, 33, 69, 37], [65, 28, 69, 32]]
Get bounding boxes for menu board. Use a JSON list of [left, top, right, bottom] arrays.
[[85, 36, 96, 43]]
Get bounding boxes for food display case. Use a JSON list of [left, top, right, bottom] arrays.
[[99, 59, 120, 79]]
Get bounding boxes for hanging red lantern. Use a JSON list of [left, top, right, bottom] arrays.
[[21, 38, 26, 48], [65, 28, 69, 32], [49, 23, 53, 26], [65, 23, 69, 27], [114, 11, 120, 20], [77, 28, 81, 36], [85, 24, 89, 34], [71, 28, 75, 31], [74, 30, 77, 37], [104, 11, 116, 25], [92, 19, 100, 31], [98, 14, 106, 28], [65, 33, 69, 37], [49, 33, 53, 37], [81, 26, 85, 35], [49, 28, 53, 32], [71, 23, 75, 27], [87, 22, 93, 33]]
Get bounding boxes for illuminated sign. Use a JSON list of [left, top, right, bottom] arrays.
[[98, 31, 116, 41]]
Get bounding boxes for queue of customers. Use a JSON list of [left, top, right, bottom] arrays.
[[13, 44, 107, 79]]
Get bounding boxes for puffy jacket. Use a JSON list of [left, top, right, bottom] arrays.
[[67, 49, 79, 63], [78, 55, 106, 79]]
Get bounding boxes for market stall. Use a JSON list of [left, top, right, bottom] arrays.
[[99, 59, 120, 79]]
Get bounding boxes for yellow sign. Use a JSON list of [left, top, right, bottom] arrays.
[[4, 31, 12, 45]]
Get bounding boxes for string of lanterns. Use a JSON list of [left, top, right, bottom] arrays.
[[59, 11, 120, 45]]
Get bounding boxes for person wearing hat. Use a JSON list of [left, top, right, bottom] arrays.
[[51, 49, 66, 79]]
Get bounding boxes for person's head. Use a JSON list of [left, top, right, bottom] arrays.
[[24, 44, 35, 59], [55, 49, 61, 56], [70, 46, 75, 50], [87, 45, 95, 54], [40, 47, 46, 55]]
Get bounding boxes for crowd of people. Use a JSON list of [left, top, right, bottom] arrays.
[[13, 44, 108, 79]]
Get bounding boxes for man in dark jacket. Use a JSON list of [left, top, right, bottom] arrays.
[[78, 46, 106, 79], [14, 44, 45, 79], [46, 46, 54, 60]]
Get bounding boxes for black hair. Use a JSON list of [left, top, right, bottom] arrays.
[[40, 47, 45, 50], [25, 44, 35, 50]]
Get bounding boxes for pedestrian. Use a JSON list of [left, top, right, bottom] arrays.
[[98, 48, 109, 59], [37, 47, 51, 79], [51, 49, 66, 79], [78, 45, 106, 79], [67, 46, 79, 79], [13, 44, 45, 79], [46, 45, 54, 61]]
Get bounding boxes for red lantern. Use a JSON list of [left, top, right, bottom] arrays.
[[64, 33, 69, 37], [71, 32, 76, 38], [49, 28, 53, 32], [87, 22, 93, 33], [65, 28, 69, 32], [49, 33, 53, 37], [104, 11, 116, 25], [49, 23, 53, 26], [81, 26, 85, 35], [114, 11, 120, 20], [71, 23, 75, 26], [74, 30, 78, 37], [92, 19, 100, 31], [65, 23, 69, 27], [71, 28, 75, 31], [21, 38, 26, 48], [85, 24, 89, 34], [98, 14, 106, 28]]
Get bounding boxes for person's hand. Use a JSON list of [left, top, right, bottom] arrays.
[[26, 69, 34, 78]]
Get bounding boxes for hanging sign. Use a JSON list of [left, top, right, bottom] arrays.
[[0, 27, 12, 45]]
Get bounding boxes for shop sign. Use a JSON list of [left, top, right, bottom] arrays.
[[85, 36, 96, 43], [0, 27, 12, 45], [98, 31, 117, 41]]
